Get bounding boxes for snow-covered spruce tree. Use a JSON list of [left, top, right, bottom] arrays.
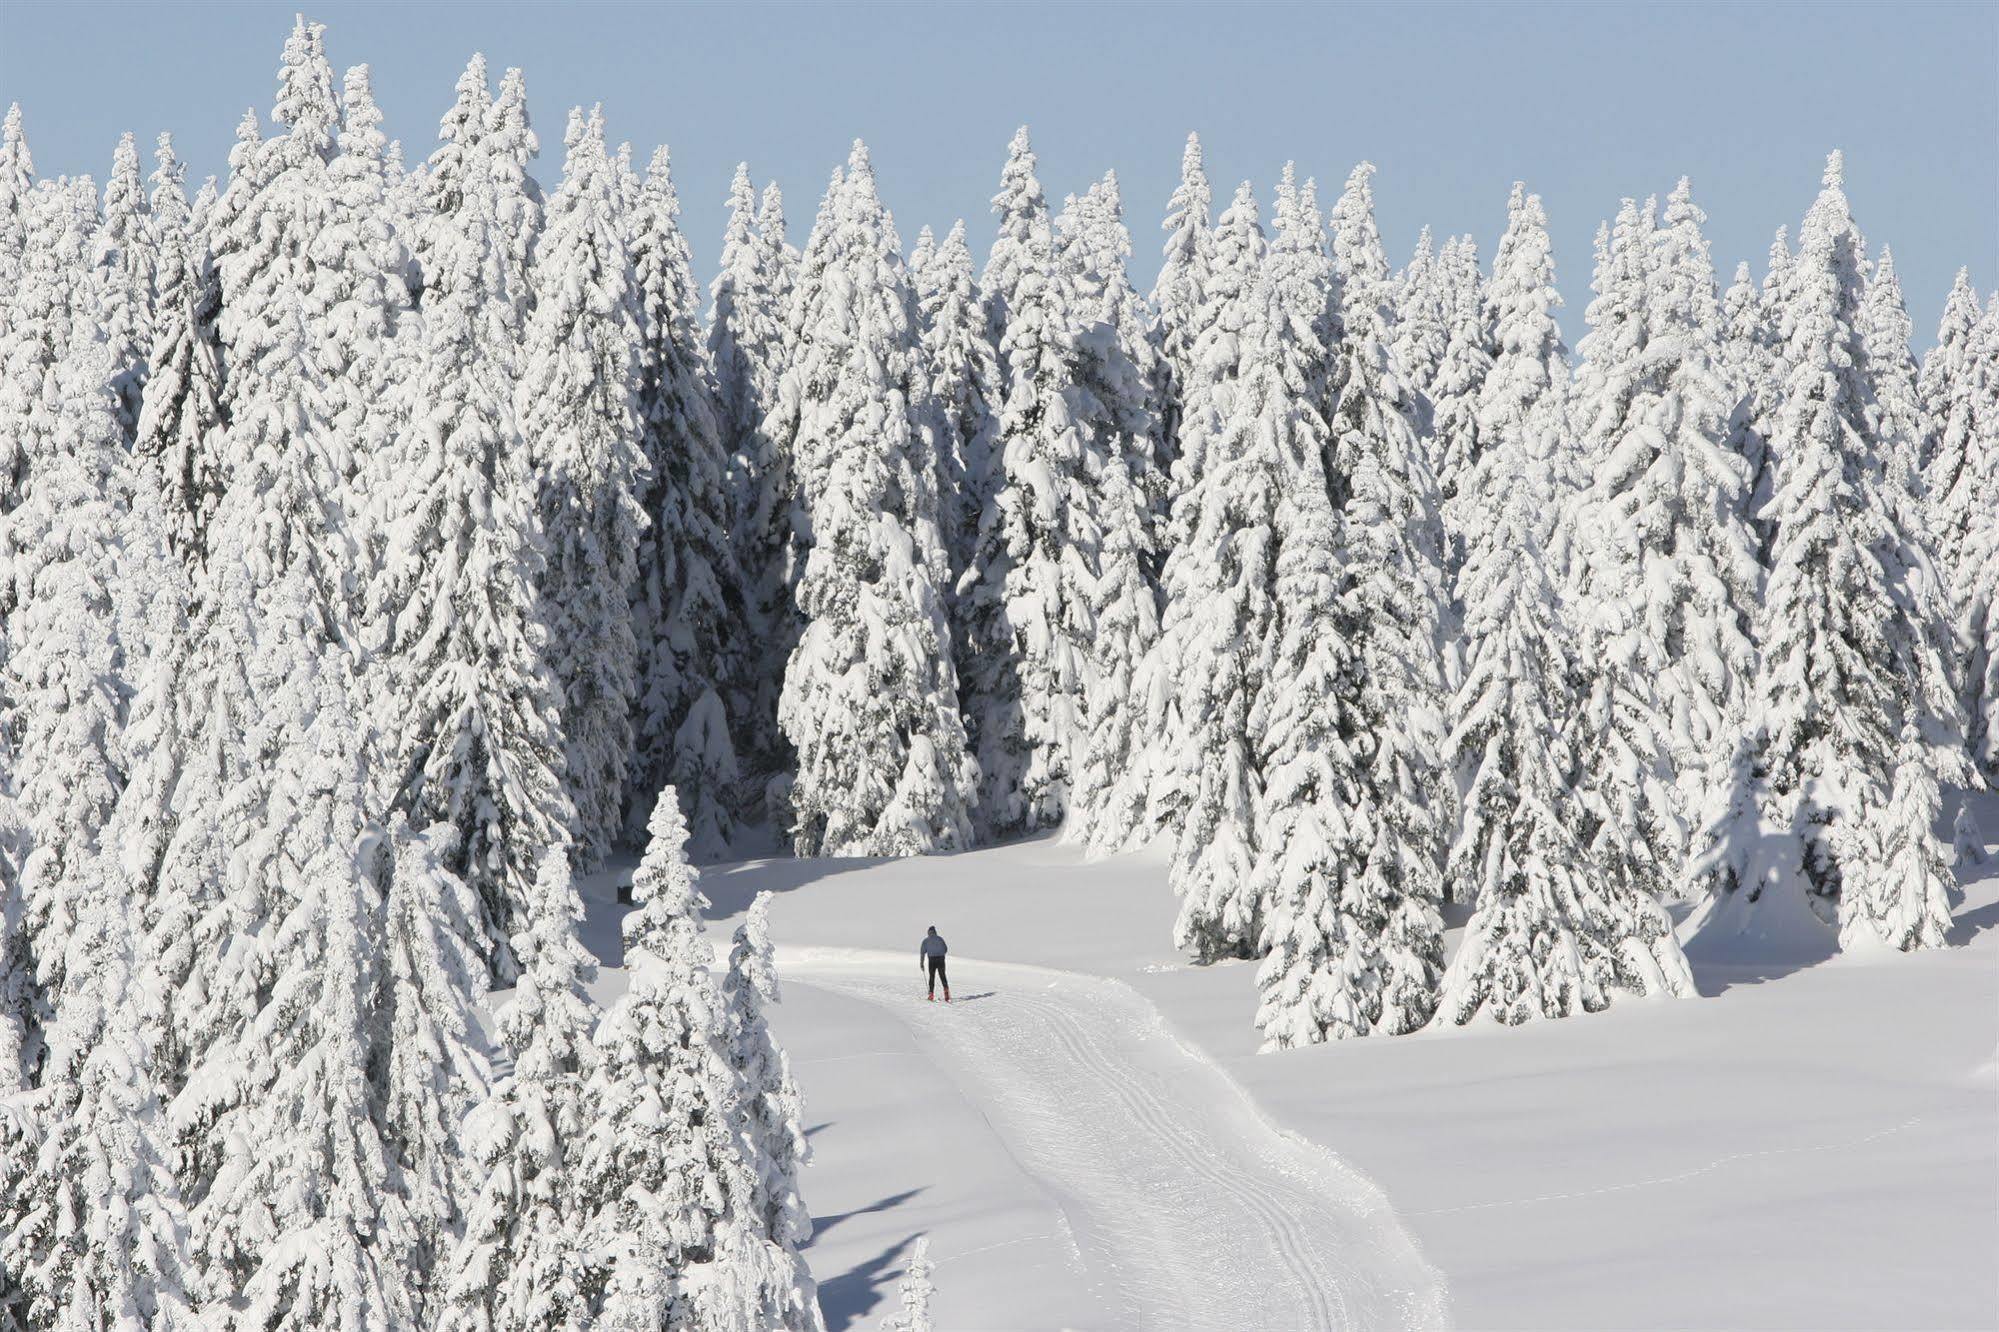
[[1568, 178, 1761, 892], [188, 678, 422, 1327], [96, 130, 156, 445], [1441, 419, 1693, 1024], [723, 890, 813, 1251], [323, 62, 415, 609], [1688, 153, 1966, 945], [1429, 234, 1491, 579], [1717, 256, 1777, 561], [441, 847, 597, 1332], [0, 866, 193, 1329], [0, 102, 34, 323], [1167, 181, 1280, 963], [959, 129, 1102, 837], [628, 142, 747, 859], [726, 179, 802, 805], [1150, 132, 1215, 542], [378, 818, 493, 1316], [485, 65, 542, 344], [1957, 299, 1999, 773], [880, 1238, 934, 1332], [1921, 268, 1986, 597], [773, 144, 975, 857], [520, 107, 645, 870], [1858, 245, 1930, 505], [1392, 226, 1450, 402], [374, 52, 573, 985], [1061, 171, 1166, 552], [0, 767, 27, 1095], [914, 217, 1002, 594], [1137, 179, 1269, 851], [1, 302, 129, 1053], [133, 131, 229, 590], [1834, 723, 1954, 952], [577, 796, 820, 1330], [1246, 171, 1366, 1041], [710, 167, 794, 539], [1320, 162, 1452, 1034]]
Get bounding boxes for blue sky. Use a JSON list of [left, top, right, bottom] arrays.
[[4, 1, 1993, 341]]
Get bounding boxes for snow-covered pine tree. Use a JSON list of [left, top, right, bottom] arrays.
[[1320, 162, 1451, 1035], [0, 860, 193, 1328], [1568, 178, 1760, 892], [0, 262, 129, 1053], [710, 167, 794, 545], [1835, 723, 1954, 952], [722, 890, 812, 1251], [96, 130, 156, 445], [959, 129, 1102, 837], [188, 677, 421, 1327], [520, 107, 645, 870], [378, 818, 492, 1317], [1957, 299, 1999, 773], [1921, 269, 1985, 598], [1688, 153, 1966, 945], [1061, 171, 1166, 552], [1167, 180, 1279, 962], [485, 65, 542, 344], [577, 796, 820, 1330], [774, 144, 975, 857], [1428, 234, 1492, 575], [1717, 256, 1777, 560], [1392, 226, 1450, 402], [1441, 394, 1693, 1024], [1247, 169, 1366, 1041], [880, 1238, 934, 1332], [324, 62, 414, 616], [0, 103, 33, 329], [441, 847, 597, 1332], [914, 217, 1002, 595], [627, 142, 746, 860], [133, 131, 228, 590], [1150, 132, 1214, 544], [1137, 179, 1268, 851], [1858, 245, 1930, 504]]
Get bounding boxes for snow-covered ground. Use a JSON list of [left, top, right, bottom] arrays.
[[577, 801, 1999, 1331]]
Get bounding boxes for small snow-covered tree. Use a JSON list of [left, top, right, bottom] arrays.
[[628, 143, 746, 860], [520, 107, 645, 869], [1836, 724, 1954, 952], [879, 1238, 934, 1332], [722, 890, 812, 1251], [576, 796, 820, 1330], [773, 144, 975, 857], [442, 846, 598, 1332]]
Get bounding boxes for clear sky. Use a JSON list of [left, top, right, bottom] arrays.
[[4, 1, 1993, 342]]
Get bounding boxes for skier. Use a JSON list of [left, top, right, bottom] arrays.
[[919, 926, 950, 1002]]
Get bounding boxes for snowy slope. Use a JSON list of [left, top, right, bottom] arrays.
[[572, 808, 1999, 1331]]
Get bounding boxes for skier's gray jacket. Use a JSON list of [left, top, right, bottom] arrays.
[[920, 934, 947, 958]]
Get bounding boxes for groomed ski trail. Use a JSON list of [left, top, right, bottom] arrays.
[[782, 948, 1451, 1332]]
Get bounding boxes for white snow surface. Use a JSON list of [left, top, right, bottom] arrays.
[[572, 800, 1999, 1331]]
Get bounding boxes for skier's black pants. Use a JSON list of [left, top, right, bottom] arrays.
[[926, 956, 949, 997]]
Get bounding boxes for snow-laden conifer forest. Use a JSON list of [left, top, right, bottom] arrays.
[[1, 13, 1995, 1329]]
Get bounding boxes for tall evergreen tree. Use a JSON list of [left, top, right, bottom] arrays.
[[1392, 226, 1450, 401], [1688, 153, 1966, 950], [374, 53, 573, 984], [1150, 132, 1214, 541], [520, 107, 645, 869], [1429, 234, 1492, 577], [722, 891, 813, 1253], [1956, 299, 1999, 773], [772, 144, 974, 857], [913, 217, 1001, 596], [1921, 269, 1985, 602], [628, 143, 745, 859]]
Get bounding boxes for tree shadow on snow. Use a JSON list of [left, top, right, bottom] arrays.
[[812, 1232, 924, 1332], [1947, 896, 1999, 946], [810, 1187, 925, 1238], [805, 1121, 835, 1140]]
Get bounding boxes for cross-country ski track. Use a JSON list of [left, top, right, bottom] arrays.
[[780, 948, 1451, 1332]]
